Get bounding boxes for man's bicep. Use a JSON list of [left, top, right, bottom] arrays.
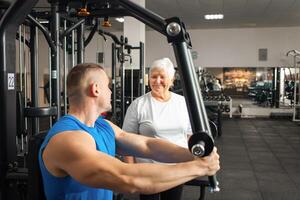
[[43, 131, 97, 176], [115, 131, 152, 157], [44, 131, 132, 189]]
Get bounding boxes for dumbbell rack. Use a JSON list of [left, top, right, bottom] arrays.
[[204, 98, 232, 118]]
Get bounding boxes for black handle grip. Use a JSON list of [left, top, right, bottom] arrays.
[[188, 133, 220, 192]]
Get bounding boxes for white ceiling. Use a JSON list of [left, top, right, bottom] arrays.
[[34, 0, 300, 29]]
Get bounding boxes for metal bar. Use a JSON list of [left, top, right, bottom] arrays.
[[0, 0, 38, 198], [120, 48, 125, 124], [48, 47, 53, 126], [84, 19, 98, 47], [293, 60, 300, 121], [50, 2, 61, 121], [172, 41, 218, 191], [27, 14, 56, 53], [77, 22, 84, 64], [60, 19, 85, 40], [30, 25, 39, 135], [23, 26, 28, 131], [72, 30, 75, 66], [173, 42, 208, 133], [275, 67, 280, 108], [55, 5, 61, 120], [63, 19, 68, 115], [111, 43, 116, 116], [139, 42, 144, 95], [131, 64, 133, 102], [271, 67, 276, 107], [118, 0, 166, 35], [18, 26, 22, 91], [99, 29, 122, 45]]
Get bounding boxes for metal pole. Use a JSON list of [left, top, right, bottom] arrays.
[[271, 68, 276, 107], [172, 41, 219, 192], [72, 30, 75, 66], [23, 26, 28, 133], [30, 25, 39, 135], [275, 67, 280, 108], [18, 25, 23, 91], [0, 0, 38, 198], [50, 2, 61, 121], [63, 19, 68, 115], [293, 58, 300, 121], [118, 0, 166, 35], [120, 48, 125, 123], [48, 47, 52, 126], [111, 43, 116, 116], [131, 64, 133, 102], [77, 22, 84, 64], [173, 42, 208, 132], [139, 42, 145, 96]]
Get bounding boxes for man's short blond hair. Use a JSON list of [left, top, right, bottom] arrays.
[[67, 63, 104, 101]]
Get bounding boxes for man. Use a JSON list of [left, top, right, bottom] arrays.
[[39, 63, 220, 200]]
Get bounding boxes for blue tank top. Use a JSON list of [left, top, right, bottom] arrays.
[[39, 115, 115, 200]]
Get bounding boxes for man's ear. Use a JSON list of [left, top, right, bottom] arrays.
[[90, 83, 100, 97]]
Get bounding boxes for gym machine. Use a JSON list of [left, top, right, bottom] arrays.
[[0, 1, 38, 199], [286, 50, 300, 121], [174, 68, 226, 138], [96, 28, 144, 126], [0, 0, 220, 199], [111, 35, 144, 126], [283, 67, 295, 106]]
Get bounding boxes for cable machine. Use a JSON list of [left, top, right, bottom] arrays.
[[0, 0, 219, 199]]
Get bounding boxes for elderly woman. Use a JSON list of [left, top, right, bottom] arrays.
[[122, 58, 192, 200]]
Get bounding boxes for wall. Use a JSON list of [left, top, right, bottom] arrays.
[[33, 26, 300, 105], [78, 26, 300, 69], [145, 27, 300, 68]]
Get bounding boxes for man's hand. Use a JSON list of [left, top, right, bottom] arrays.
[[195, 147, 220, 177]]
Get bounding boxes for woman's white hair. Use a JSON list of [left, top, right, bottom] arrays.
[[149, 57, 176, 79]]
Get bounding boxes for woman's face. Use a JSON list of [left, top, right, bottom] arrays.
[[149, 68, 173, 95]]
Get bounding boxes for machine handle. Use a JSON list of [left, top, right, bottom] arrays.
[[188, 133, 220, 193]]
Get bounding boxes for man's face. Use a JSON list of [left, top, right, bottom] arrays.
[[96, 70, 112, 111]]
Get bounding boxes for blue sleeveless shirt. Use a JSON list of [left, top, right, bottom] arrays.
[[39, 115, 115, 200]]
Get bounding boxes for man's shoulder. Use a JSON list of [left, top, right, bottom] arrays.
[[51, 116, 79, 132]]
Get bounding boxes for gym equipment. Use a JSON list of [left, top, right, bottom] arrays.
[[185, 179, 210, 200], [0, 1, 38, 199], [286, 50, 300, 121], [248, 81, 273, 107], [26, 133, 47, 200], [1, 0, 220, 199], [110, 34, 144, 126]]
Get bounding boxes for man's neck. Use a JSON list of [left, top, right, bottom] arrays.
[[68, 103, 103, 127]]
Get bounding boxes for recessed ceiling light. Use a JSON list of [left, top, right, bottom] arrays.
[[204, 14, 224, 20], [115, 17, 124, 23]]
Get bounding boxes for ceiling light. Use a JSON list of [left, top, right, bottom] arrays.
[[39, 20, 49, 24], [115, 17, 124, 23], [204, 14, 224, 20]]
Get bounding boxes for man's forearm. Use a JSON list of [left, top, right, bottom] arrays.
[[145, 137, 194, 163], [116, 132, 193, 163], [118, 160, 206, 194]]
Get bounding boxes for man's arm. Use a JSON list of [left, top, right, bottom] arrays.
[[42, 130, 219, 195], [108, 120, 194, 163]]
